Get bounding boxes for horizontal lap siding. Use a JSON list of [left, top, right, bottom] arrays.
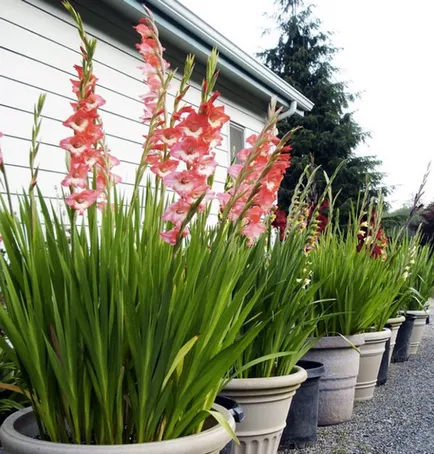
[[0, 0, 265, 220]]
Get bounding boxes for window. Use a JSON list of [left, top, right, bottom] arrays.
[[229, 122, 245, 164]]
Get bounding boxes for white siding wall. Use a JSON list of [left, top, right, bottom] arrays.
[[0, 0, 266, 219]]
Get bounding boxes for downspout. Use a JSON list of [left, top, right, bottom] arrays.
[[278, 100, 303, 120]]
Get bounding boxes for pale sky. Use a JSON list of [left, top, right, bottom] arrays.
[[181, 0, 434, 210]]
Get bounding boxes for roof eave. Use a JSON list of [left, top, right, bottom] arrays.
[[101, 0, 314, 113]]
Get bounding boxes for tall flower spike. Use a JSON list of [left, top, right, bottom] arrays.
[[61, 1, 120, 215], [134, 18, 226, 246], [217, 105, 293, 245]]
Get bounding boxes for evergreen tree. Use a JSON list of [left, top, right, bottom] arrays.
[[260, 0, 385, 218]]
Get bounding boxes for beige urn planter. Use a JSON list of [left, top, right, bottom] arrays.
[[302, 334, 364, 426], [222, 366, 307, 454], [386, 315, 405, 364], [0, 405, 234, 454], [402, 310, 429, 355], [355, 328, 391, 402]]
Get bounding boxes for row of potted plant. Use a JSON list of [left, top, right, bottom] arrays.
[[0, 3, 433, 454]]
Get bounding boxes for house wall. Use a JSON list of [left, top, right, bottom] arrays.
[[0, 0, 267, 220]]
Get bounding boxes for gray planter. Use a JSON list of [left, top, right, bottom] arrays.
[[0, 405, 234, 454], [303, 334, 365, 426], [403, 310, 429, 354], [355, 328, 391, 402]]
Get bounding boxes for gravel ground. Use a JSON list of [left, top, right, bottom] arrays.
[[280, 310, 434, 454]]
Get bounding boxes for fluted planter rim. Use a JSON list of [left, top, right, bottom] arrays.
[[364, 328, 391, 342], [309, 333, 365, 350], [386, 315, 406, 325], [0, 405, 234, 454], [225, 366, 307, 391]]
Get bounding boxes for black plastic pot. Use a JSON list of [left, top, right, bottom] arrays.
[[279, 360, 325, 450], [377, 334, 391, 386], [392, 314, 416, 363], [216, 395, 244, 454]]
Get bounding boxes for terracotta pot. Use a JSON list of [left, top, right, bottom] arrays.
[[302, 334, 364, 426], [222, 366, 307, 454], [354, 328, 391, 402], [402, 310, 429, 354], [385, 315, 405, 364], [0, 405, 234, 454]]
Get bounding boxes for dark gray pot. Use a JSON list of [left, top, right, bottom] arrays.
[[377, 335, 391, 386], [279, 360, 325, 449], [392, 314, 416, 362]]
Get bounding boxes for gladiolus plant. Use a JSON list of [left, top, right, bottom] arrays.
[[0, 2, 293, 445]]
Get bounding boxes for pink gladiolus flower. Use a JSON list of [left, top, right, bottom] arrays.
[[196, 155, 218, 177], [60, 136, 91, 156], [65, 190, 100, 215], [170, 137, 208, 165], [63, 110, 98, 133], [184, 184, 211, 204], [151, 159, 179, 179], [246, 134, 258, 146], [78, 93, 106, 111], [237, 148, 252, 162], [227, 163, 244, 179], [163, 170, 205, 197], [134, 22, 153, 38], [177, 113, 209, 138], [201, 103, 230, 129], [160, 227, 188, 245], [154, 128, 183, 146], [61, 164, 89, 188], [162, 199, 192, 225], [201, 128, 223, 149]]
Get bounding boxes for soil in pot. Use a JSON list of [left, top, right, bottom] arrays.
[[221, 366, 307, 454], [392, 314, 416, 362], [354, 328, 390, 401], [279, 360, 325, 450], [302, 334, 365, 426], [377, 335, 391, 386], [0, 405, 235, 454], [403, 310, 429, 355]]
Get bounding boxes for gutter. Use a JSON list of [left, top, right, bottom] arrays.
[[100, 0, 314, 114]]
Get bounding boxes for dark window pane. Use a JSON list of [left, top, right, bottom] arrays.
[[229, 122, 245, 163]]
